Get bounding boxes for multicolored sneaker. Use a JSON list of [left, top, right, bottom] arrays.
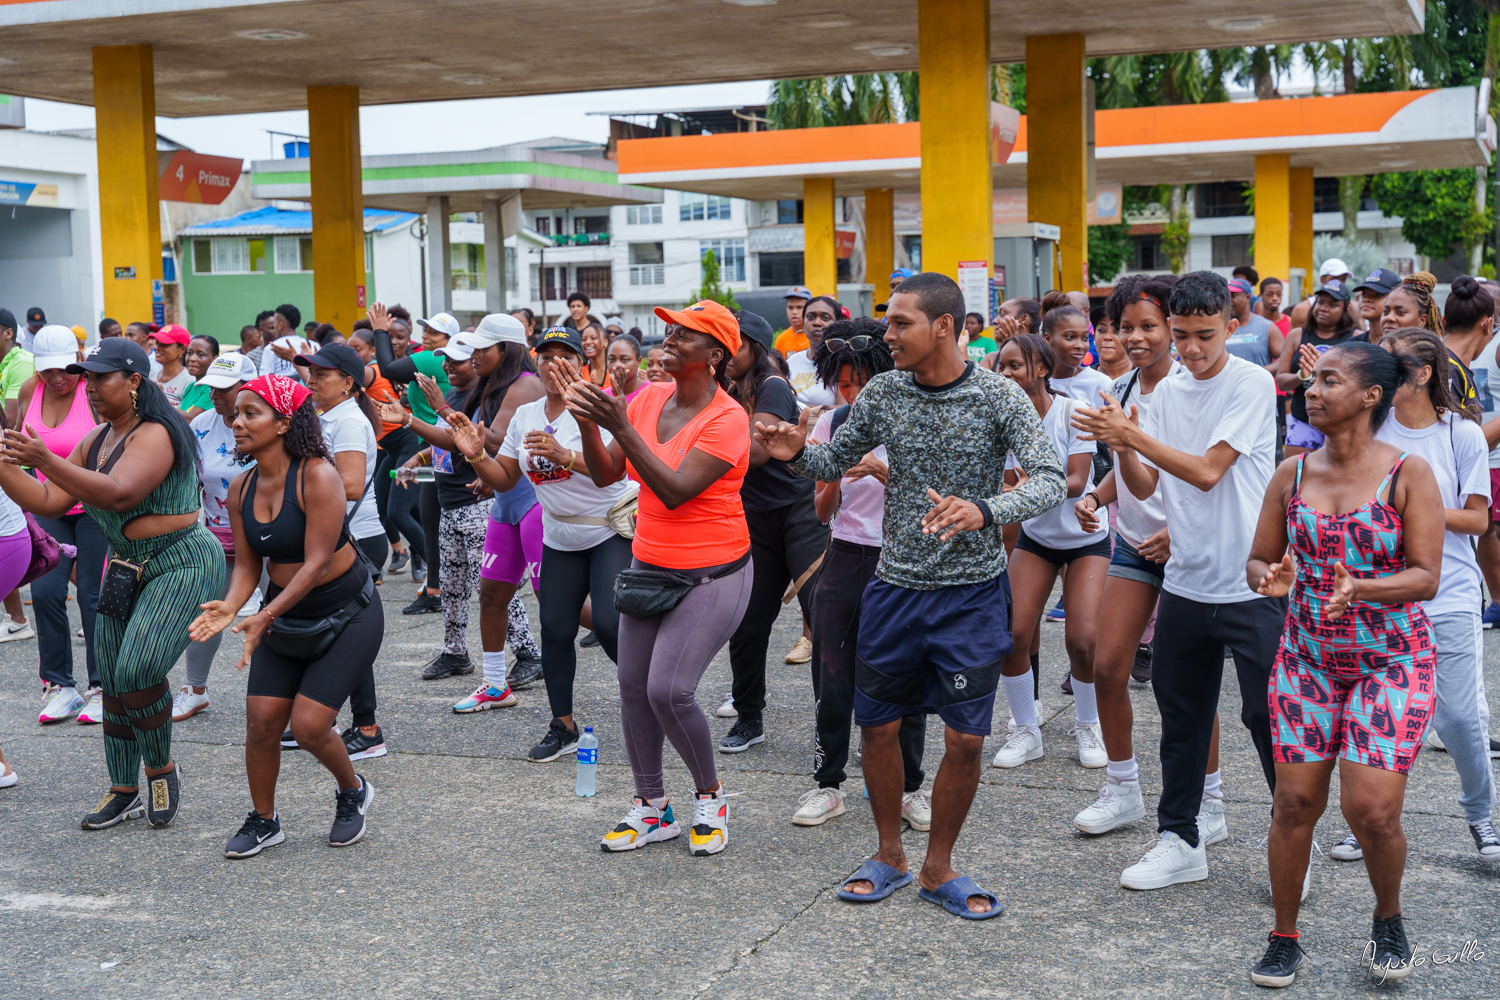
[[601, 797, 681, 852], [77, 688, 105, 725], [39, 684, 84, 724], [689, 785, 729, 856], [452, 683, 518, 713]]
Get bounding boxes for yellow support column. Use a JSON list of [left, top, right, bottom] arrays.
[[93, 45, 161, 325], [308, 86, 366, 329], [1290, 166, 1314, 289], [1254, 154, 1291, 284], [1026, 34, 1088, 291], [919, 0, 991, 283], [864, 188, 894, 305], [803, 178, 837, 297]]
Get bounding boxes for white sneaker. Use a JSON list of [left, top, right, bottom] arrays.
[[172, 685, 210, 721], [1070, 721, 1107, 768], [901, 789, 932, 832], [601, 797, 681, 852], [1007, 699, 1044, 734], [992, 727, 1043, 768], [1330, 832, 1363, 861], [239, 587, 263, 618], [791, 787, 846, 827], [689, 785, 729, 856], [716, 692, 738, 718], [1074, 779, 1145, 834], [0, 761, 16, 788], [1425, 728, 1446, 752], [0, 619, 34, 642], [39, 685, 84, 724], [1121, 831, 1208, 890], [1196, 796, 1228, 847], [77, 688, 104, 725], [1266, 843, 1318, 901]]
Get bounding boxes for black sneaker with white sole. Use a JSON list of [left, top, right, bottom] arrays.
[[341, 725, 388, 761], [224, 811, 284, 858], [280, 729, 300, 749], [1471, 820, 1500, 861], [719, 717, 765, 754], [80, 789, 145, 829], [420, 652, 473, 680], [329, 775, 373, 846], [508, 656, 543, 691], [1249, 932, 1305, 988], [528, 719, 579, 762], [1490, 736, 1500, 759], [145, 766, 180, 828], [1368, 914, 1413, 980]]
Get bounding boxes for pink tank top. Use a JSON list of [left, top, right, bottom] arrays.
[[24, 379, 94, 515]]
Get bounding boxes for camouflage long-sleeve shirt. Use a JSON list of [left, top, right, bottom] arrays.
[[791, 364, 1064, 590]]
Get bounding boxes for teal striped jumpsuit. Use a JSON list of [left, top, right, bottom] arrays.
[[85, 435, 224, 788]]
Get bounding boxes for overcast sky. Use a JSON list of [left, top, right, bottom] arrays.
[[24, 80, 774, 162]]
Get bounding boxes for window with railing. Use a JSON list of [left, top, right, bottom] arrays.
[[629, 243, 665, 286], [1211, 233, 1252, 268], [680, 193, 732, 221], [192, 237, 268, 275], [273, 236, 311, 273], [700, 239, 746, 283], [1195, 182, 1249, 219], [626, 205, 662, 225], [451, 244, 484, 291], [576, 266, 612, 300]]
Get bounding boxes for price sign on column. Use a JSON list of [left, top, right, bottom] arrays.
[[957, 261, 990, 326]]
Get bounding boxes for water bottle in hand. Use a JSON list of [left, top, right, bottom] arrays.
[[575, 727, 598, 797], [392, 466, 436, 484]]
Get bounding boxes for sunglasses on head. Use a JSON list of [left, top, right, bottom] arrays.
[[823, 335, 878, 353]]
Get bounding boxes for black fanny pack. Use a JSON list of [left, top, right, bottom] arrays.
[[263, 573, 375, 661], [97, 535, 191, 622], [613, 553, 750, 619]]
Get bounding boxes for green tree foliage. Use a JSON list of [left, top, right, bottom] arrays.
[[767, 75, 913, 129], [1370, 169, 1494, 260], [688, 250, 739, 311]]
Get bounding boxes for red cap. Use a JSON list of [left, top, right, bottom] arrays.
[[242, 373, 310, 417], [152, 324, 191, 347], [653, 300, 741, 356]]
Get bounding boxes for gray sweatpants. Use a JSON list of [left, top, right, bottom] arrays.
[[1430, 610, 1495, 826], [617, 559, 753, 800], [183, 558, 270, 689]]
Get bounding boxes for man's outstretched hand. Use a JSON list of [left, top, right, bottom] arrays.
[[920, 488, 985, 542], [753, 407, 812, 461]]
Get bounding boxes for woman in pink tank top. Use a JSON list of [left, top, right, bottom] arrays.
[[17, 359, 108, 723]]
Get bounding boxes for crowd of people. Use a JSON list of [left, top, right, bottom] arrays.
[[1, 256, 1498, 985]]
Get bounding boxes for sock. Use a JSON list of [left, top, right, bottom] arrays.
[[647, 795, 667, 809], [482, 650, 507, 689], [1203, 769, 1223, 800], [1107, 756, 1139, 784], [1002, 673, 1038, 729], [1072, 680, 1098, 725], [1030, 653, 1040, 700]]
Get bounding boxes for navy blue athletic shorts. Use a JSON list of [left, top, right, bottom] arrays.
[[853, 574, 1012, 736]]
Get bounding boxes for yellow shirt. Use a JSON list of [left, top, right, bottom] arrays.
[[774, 329, 808, 355]]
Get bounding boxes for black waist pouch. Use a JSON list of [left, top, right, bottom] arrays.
[[97, 535, 189, 622], [613, 553, 750, 619], [263, 573, 375, 661]]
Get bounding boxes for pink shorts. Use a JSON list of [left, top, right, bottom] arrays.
[[481, 504, 543, 589]]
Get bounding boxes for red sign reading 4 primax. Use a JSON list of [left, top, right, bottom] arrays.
[[158, 150, 243, 205]]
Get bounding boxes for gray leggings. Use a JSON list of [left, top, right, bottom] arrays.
[[617, 558, 753, 800], [1429, 611, 1495, 827], [183, 556, 270, 688]]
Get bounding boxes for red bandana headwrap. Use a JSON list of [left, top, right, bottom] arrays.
[[243, 374, 310, 417]]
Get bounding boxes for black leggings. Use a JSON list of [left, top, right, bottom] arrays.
[[538, 534, 634, 720], [376, 426, 424, 555], [421, 482, 441, 590], [347, 539, 387, 728]]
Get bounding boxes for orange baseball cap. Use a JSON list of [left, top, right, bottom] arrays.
[[653, 300, 741, 356]]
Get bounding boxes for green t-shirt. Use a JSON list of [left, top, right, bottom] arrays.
[[179, 381, 213, 413], [966, 336, 997, 364], [407, 349, 453, 424], [0, 348, 35, 401]]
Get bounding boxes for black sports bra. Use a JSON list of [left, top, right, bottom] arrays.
[[241, 457, 350, 564]]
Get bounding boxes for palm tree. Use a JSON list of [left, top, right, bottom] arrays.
[[767, 74, 913, 129]]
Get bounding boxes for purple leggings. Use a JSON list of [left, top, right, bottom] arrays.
[[617, 558, 753, 799], [0, 527, 31, 597]]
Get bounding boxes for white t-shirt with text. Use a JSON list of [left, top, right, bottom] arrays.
[[500, 398, 630, 551]]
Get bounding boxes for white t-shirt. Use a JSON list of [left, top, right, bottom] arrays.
[[786, 350, 838, 409], [157, 367, 193, 408], [263, 336, 314, 379], [1051, 366, 1114, 409], [1019, 397, 1107, 548], [810, 408, 885, 547], [1140, 354, 1277, 604], [191, 409, 252, 531], [1109, 363, 1188, 548], [318, 396, 384, 540], [1376, 411, 1490, 619], [1469, 335, 1500, 468], [500, 398, 629, 552]]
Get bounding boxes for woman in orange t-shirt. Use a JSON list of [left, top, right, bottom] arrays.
[[563, 299, 752, 858]]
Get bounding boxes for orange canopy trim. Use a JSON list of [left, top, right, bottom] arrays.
[[618, 122, 920, 175]]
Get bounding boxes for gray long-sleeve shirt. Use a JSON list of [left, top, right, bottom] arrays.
[[791, 363, 1065, 591]]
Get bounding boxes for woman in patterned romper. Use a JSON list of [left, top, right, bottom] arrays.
[[1244, 341, 1445, 988]]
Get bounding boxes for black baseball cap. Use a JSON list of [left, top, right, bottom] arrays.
[[1353, 268, 1401, 296], [1316, 278, 1351, 303], [67, 338, 151, 377], [0, 308, 15, 332], [295, 343, 366, 383], [26, 306, 44, 325], [537, 325, 585, 359], [736, 310, 774, 353]]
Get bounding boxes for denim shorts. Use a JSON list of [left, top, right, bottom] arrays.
[[1107, 535, 1166, 586]]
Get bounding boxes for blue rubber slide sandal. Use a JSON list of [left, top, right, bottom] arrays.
[[836, 859, 914, 903], [917, 875, 1004, 919]]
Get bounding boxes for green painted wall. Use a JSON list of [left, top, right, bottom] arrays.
[[180, 268, 377, 342]]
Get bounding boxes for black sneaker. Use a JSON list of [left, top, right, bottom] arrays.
[[719, 717, 765, 754], [387, 550, 410, 575], [1249, 932, 1306, 988], [508, 656, 543, 691], [1490, 736, 1500, 759], [410, 556, 426, 583], [1368, 914, 1413, 980], [403, 592, 442, 615], [420, 652, 473, 680], [280, 729, 300, 749], [80, 789, 145, 829], [1471, 820, 1500, 861], [578, 630, 600, 648], [329, 775, 373, 847], [224, 810, 285, 858], [1131, 644, 1152, 684], [342, 725, 388, 761], [528, 719, 579, 762], [145, 766, 180, 828]]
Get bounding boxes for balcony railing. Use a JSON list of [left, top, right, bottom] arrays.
[[550, 232, 612, 247], [629, 264, 664, 286]]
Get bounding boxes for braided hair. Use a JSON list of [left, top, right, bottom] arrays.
[[1383, 327, 1479, 423], [813, 318, 893, 388], [1396, 272, 1445, 334]]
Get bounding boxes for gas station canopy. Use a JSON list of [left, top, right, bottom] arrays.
[[0, 0, 1424, 117]]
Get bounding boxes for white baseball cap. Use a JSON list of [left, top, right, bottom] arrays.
[[468, 312, 528, 348], [197, 352, 258, 387], [433, 331, 480, 361], [417, 312, 461, 338], [1319, 257, 1351, 279], [31, 325, 80, 371]]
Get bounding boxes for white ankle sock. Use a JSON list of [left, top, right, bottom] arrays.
[[1072, 679, 1098, 725], [482, 651, 507, 688], [1203, 769, 1223, 800], [1107, 756, 1139, 784], [1002, 673, 1038, 729], [647, 795, 667, 809]]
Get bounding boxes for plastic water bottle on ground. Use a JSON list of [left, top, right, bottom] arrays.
[[575, 727, 598, 797]]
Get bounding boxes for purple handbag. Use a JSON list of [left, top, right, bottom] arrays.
[[18, 511, 60, 587]]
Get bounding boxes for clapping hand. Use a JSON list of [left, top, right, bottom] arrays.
[[554, 356, 628, 432], [920, 488, 986, 542], [415, 372, 448, 415], [188, 601, 236, 643], [2, 426, 55, 469], [447, 410, 487, 462], [524, 429, 571, 467], [1324, 561, 1358, 620], [1296, 343, 1321, 381], [375, 399, 408, 427], [994, 313, 1022, 343], [1255, 553, 1296, 599], [1071, 392, 1138, 450], [752, 407, 812, 461], [368, 302, 391, 332], [844, 452, 888, 485]]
